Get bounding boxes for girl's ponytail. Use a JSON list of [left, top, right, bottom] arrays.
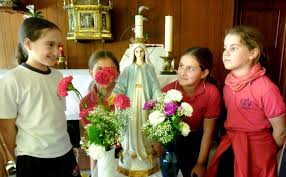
[[16, 43, 28, 64]]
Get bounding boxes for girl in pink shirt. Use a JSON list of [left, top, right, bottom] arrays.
[[206, 26, 286, 177]]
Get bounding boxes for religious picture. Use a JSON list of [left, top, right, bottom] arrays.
[[80, 12, 94, 28]]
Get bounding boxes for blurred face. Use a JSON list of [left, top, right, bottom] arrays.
[[90, 58, 118, 88], [177, 54, 208, 87], [134, 47, 145, 61], [25, 29, 62, 71], [223, 34, 255, 76]]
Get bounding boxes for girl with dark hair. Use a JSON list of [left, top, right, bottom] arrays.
[[206, 25, 286, 177], [161, 47, 221, 177], [0, 17, 81, 177]]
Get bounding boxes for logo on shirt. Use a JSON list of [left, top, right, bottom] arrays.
[[240, 98, 252, 108]]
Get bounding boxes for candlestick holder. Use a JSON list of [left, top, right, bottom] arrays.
[[160, 55, 176, 75], [57, 56, 68, 69]]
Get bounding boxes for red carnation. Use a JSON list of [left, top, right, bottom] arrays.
[[79, 107, 93, 126], [113, 94, 130, 110], [95, 67, 119, 86], [58, 76, 74, 97]]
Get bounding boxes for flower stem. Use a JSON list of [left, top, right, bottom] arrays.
[[97, 87, 104, 106], [73, 89, 87, 109]]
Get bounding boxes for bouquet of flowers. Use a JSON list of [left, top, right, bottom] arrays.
[[142, 89, 193, 144], [58, 67, 130, 160]]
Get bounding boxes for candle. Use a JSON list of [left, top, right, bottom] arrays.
[[135, 15, 143, 38], [59, 45, 65, 57], [164, 15, 173, 54]]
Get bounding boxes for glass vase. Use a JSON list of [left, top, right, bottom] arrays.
[[160, 143, 178, 177]]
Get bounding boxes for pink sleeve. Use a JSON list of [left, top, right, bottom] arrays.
[[205, 86, 221, 119], [263, 86, 285, 119]]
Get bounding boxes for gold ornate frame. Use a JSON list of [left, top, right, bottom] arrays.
[[64, 4, 112, 41]]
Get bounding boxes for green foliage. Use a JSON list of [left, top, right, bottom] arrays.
[[82, 105, 129, 151], [25, 5, 43, 19]]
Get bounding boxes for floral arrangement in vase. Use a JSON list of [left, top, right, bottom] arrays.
[[142, 89, 193, 144], [58, 67, 130, 160]]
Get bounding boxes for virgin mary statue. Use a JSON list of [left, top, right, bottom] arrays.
[[113, 43, 162, 177]]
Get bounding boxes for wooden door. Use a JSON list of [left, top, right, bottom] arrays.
[[237, 0, 286, 97], [179, 0, 235, 87]]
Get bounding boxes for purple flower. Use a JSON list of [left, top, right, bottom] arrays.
[[143, 102, 152, 110], [143, 100, 157, 110], [164, 102, 177, 116]]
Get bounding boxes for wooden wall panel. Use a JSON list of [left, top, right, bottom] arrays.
[[180, 0, 235, 87], [0, 15, 7, 69], [0, 12, 23, 69]]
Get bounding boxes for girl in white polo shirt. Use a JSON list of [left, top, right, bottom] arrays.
[[0, 17, 81, 177]]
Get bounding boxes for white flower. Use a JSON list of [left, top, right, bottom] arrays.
[[179, 122, 191, 136], [149, 111, 165, 126], [180, 102, 193, 116], [164, 89, 183, 103], [88, 144, 106, 160]]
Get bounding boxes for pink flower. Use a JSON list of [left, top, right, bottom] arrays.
[[58, 76, 86, 109], [95, 67, 119, 86], [143, 100, 157, 110], [58, 76, 74, 97], [113, 94, 130, 110]]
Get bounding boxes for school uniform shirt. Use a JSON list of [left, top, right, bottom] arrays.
[[0, 64, 72, 158], [162, 80, 221, 130], [206, 75, 285, 177], [224, 75, 285, 131]]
